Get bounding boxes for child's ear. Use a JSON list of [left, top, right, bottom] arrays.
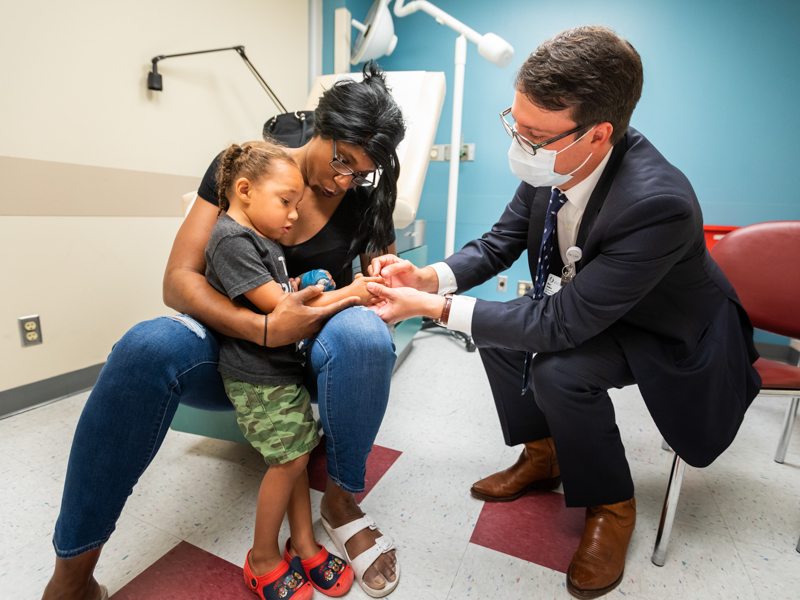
[[234, 177, 252, 203]]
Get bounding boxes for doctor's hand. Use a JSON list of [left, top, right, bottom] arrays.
[[366, 283, 446, 325], [368, 254, 440, 293]]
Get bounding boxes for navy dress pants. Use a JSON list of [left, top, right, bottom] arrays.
[[478, 329, 637, 507]]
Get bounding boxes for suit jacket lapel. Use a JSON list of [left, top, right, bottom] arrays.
[[527, 185, 554, 278], [575, 133, 631, 269]]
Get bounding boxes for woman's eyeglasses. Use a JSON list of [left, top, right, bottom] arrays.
[[330, 140, 376, 187]]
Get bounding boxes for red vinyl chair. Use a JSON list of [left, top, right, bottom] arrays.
[[652, 221, 800, 565]]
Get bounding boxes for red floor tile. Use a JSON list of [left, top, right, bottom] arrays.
[[111, 541, 250, 599], [307, 440, 402, 502], [470, 490, 585, 573]]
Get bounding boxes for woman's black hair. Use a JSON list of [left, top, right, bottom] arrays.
[[313, 61, 406, 261]]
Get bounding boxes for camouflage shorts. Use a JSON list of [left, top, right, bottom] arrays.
[[222, 375, 319, 465]]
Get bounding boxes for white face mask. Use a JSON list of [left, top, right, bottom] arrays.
[[508, 128, 593, 188]]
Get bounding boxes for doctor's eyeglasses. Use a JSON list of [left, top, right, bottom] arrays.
[[329, 140, 376, 187], [500, 108, 586, 156]]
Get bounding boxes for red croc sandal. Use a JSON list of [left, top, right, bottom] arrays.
[[284, 539, 355, 597], [243, 549, 314, 600]]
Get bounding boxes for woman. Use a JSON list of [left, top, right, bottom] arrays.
[[43, 63, 405, 600]]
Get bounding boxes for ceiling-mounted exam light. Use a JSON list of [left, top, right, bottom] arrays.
[[388, 0, 514, 256], [350, 0, 398, 65], [342, 0, 514, 256], [475, 33, 514, 68]]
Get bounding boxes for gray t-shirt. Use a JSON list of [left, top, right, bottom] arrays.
[[205, 214, 303, 385]]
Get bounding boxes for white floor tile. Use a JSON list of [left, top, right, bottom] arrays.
[[391, 332, 498, 420], [704, 471, 800, 553], [0, 394, 88, 481], [0, 471, 63, 560], [448, 543, 566, 600], [629, 453, 731, 537], [178, 434, 270, 473], [375, 401, 508, 473], [0, 392, 89, 437], [736, 540, 800, 600], [0, 512, 180, 600], [723, 395, 800, 464], [623, 512, 759, 600], [0, 453, 37, 486], [122, 448, 264, 539], [94, 512, 182, 595], [0, 532, 58, 600], [184, 478, 264, 566], [360, 453, 486, 542]]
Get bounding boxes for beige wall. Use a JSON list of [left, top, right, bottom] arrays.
[[0, 0, 308, 392]]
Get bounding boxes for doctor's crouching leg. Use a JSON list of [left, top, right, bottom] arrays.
[[533, 331, 637, 598], [43, 315, 228, 600], [470, 346, 561, 503], [474, 331, 639, 599]]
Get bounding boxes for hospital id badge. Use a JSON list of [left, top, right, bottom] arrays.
[[544, 273, 562, 296]]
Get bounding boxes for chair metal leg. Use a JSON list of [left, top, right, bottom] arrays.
[[774, 397, 799, 464], [652, 453, 685, 567], [797, 533, 799, 554], [661, 437, 671, 451]]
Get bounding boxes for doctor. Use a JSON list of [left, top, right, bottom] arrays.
[[367, 25, 760, 599]]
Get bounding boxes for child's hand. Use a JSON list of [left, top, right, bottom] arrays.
[[344, 275, 384, 306]]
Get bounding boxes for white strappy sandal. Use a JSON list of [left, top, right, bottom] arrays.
[[321, 514, 400, 598]]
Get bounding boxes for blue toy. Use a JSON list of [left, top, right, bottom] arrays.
[[300, 269, 335, 291]]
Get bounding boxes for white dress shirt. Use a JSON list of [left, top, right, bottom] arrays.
[[430, 149, 612, 335]]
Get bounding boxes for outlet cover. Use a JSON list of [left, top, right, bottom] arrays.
[[517, 281, 533, 297], [18, 315, 42, 347]]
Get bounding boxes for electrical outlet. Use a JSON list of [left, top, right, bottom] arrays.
[[429, 143, 475, 162], [19, 315, 42, 347], [497, 275, 508, 292], [517, 280, 533, 297]]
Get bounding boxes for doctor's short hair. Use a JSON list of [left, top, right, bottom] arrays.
[[515, 25, 643, 145]]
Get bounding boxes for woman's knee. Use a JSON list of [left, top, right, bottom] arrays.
[[112, 316, 218, 372], [313, 307, 395, 367]]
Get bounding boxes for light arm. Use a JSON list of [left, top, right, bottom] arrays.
[[393, 0, 513, 67]]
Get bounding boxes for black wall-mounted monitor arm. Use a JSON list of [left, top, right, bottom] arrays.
[[147, 45, 286, 113]]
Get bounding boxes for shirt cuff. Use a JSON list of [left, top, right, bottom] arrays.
[[446, 295, 476, 335], [430, 262, 458, 295]]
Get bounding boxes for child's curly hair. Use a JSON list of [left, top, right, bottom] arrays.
[[216, 141, 298, 214]]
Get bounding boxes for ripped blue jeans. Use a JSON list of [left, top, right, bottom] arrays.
[[53, 307, 395, 558]]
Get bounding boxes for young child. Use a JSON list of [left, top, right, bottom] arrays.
[[205, 141, 377, 600]]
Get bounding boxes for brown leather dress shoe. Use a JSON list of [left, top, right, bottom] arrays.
[[566, 498, 636, 599], [470, 438, 561, 502]]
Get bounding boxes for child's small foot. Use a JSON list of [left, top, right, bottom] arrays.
[[284, 538, 355, 597], [243, 549, 313, 600]]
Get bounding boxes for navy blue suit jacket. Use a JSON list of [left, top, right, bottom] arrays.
[[444, 128, 761, 467]]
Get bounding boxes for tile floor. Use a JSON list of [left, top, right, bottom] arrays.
[[1, 330, 799, 599]]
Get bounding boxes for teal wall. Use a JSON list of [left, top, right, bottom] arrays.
[[324, 0, 800, 343], [322, 0, 347, 76]]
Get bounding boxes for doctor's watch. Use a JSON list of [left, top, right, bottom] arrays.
[[434, 294, 453, 327]]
